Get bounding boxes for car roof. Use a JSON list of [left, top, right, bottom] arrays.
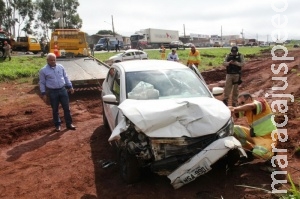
[[113, 60, 187, 72], [124, 49, 144, 53]]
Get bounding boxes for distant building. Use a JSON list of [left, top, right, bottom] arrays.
[[210, 35, 240, 46], [180, 33, 244, 47], [180, 33, 210, 47], [210, 35, 222, 45]]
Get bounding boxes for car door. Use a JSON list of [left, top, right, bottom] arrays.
[[135, 51, 146, 60], [28, 37, 41, 52], [102, 67, 123, 131], [122, 52, 134, 61]]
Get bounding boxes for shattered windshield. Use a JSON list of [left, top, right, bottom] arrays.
[[125, 68, 211, 100]]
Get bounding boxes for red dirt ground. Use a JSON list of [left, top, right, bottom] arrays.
[[0, 48, 299, 199]]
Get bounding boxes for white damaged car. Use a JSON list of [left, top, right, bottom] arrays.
[[101, 60, 246, 189], [106, 49, 148, 65]]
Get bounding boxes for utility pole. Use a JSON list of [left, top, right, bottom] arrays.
[[183, 24, 186, 38], [221, 25, 223, 46], [62, 0, 64, 29], [240, 29, 244, 44], [111, 15, 115, 37]]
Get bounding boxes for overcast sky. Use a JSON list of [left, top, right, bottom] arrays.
[[77, 0, 300, 41]]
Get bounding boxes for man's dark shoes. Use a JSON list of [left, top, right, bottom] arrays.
[[66, 124, 76, 130], [55, 126, 61, 132]]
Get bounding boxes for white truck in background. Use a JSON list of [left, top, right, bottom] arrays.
[[130, 28, 179, 49]]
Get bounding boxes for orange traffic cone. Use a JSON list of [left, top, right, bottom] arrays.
[[54, 44, 59, 57]]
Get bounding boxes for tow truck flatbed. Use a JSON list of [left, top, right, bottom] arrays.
[[56, 56, 110, 88]]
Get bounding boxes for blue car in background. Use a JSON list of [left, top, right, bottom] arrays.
[[94, 38, 124, 51]]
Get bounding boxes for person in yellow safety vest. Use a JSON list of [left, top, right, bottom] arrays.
[[186, 45, 201, 67], [229, 92, 278, 172], [160, 45, 166, 60]]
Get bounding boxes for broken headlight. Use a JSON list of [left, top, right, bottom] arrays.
[[217, 118, 234, 138]]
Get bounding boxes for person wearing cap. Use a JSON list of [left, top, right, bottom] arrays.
[[229, 92, 278, 172], [167, 49, 179, 61], [3, 41, 12, 61], [186, 45, 201, 67], [222, 46, 245, 107]]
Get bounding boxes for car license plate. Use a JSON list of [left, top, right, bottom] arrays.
[[179, 158, 212, 184]]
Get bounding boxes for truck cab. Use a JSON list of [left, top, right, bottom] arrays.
[[94, 38, 107, 51], [13, 36, 41, 54], [94, 37, 123, 51]]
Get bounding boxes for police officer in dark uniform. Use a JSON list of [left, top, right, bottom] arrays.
[[222, 46, 245, 107]]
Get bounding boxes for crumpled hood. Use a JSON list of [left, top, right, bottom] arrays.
[[109, 97, 231, 141]]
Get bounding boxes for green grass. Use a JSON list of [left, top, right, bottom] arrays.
[[0, 45, 292, 82], [93, 46, 267, 71], [280, 174, 300, 199], [0, 55, 44, 82]]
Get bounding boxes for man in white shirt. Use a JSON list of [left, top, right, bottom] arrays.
[[167, 49, 179, 61]]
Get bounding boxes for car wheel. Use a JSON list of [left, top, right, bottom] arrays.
[[225, 149, 241, 168], [119, 147, 141, 184], [102, 104, 109, 128]]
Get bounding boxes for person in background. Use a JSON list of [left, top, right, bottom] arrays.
[[167, 49, 179, 61], [3, 41, 12, 61], [160, 45, 166, 60], [229, 92, 278, 172], [39, 53, 76, 132], [89, 43, 94, 56], [222, 46, 245, 107], [186, 45, 200, 67], [115, 38, 120, 52], [106, 38, 110, 52], [40, 38, 49, 56]]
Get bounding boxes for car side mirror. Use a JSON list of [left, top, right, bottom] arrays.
[[102, 94, 119, 105], [212, 87, 224, 96]]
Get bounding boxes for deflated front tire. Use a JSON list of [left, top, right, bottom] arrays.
[[119, 148, 141, 184]]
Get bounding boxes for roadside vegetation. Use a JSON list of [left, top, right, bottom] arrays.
[[93, 46, 267, 71], [0, 56, 44, 82], [0, 45, 291, 82]]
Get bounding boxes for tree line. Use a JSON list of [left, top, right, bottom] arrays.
[[0, 0, 82, 40]]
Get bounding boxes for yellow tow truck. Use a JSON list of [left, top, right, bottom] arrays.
[[49, 29, 110, 88], [12, 36, 41, 54]]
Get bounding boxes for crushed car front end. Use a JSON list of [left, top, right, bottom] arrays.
[[109, 98, 246, 188]]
